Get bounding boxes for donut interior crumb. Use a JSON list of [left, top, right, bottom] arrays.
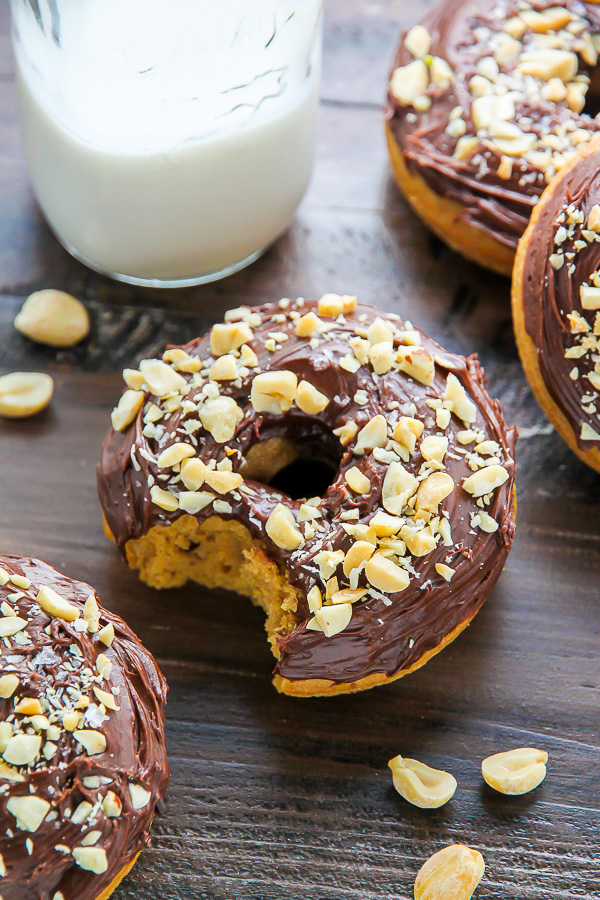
[[124, 515, 299, 656]]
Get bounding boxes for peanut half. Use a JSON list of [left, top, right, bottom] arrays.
[[414, 844, 485, 900], [388, 755, 457, 809], [14, 289, 90, 348], [0, 372, 54, 418], [481, 747, 548, 795]]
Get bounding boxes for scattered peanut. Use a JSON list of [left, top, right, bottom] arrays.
[[393, 417, 424, 454], [180, 458, 207, 491], [342, 541, 375, 576], [73, 730, 107, 756], [210, 355, 238, 381], [420, 435, 448, 463], [414, 845, 485, 900], [404, 25, 432, 59], [0, 372, 54, 418], [14, 290, 90, 347], [3, 734, 41, 766], [481, 748, 548, 795], [388, 755, 457, 808], [404, 525, 437, 556], [150, 485, 178, 512], [204, 470, 243, 494]]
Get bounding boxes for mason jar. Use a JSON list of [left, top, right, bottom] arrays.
[[10, 0, 323, 287]]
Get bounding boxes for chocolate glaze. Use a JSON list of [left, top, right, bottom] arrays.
[[0, 555, 169, 900], [386, 0, 600, 250], [98, 300, 517, 686], [520, 144, 600, 449]]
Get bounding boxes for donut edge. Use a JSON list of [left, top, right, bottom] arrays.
[[511, 137, 600, 474], [386, 122, 515, 277], [274, 486, 516, 697], [96, 853, 141, 900], [272, 611, 477, 697]]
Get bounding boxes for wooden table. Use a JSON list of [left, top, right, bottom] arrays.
[[1, 2, 599, 897]]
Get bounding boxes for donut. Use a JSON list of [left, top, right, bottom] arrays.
[[513, 135, 600, 470], [0, 554, 169, 899], [386, 0, 600, 275], [98, 295, 517, 698]]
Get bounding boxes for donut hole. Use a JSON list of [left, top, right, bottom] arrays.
[[240, 423, 342, 501], [270, 456, 338, 500], [584, 69, 600, 118], [583, 93, 600, 119]]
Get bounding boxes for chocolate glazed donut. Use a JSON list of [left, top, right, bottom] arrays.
[[513, 135, 600, 471], [386, 0, 600, 275], [98, 295, 517, 697], [0, 555, 169, 900]]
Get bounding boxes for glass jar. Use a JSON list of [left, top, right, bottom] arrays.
[[10, 0, 323, 287]]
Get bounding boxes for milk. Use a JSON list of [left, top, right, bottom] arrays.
[[11, 0, 322, 285]]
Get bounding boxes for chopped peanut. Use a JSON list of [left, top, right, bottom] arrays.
[[462, 464, 508, 497], [317, 293, 357, 317], [365, 552, 409, 592], [265, 504, 303, 550], [251, 370, 298, 415], [210, 322, 253, 357], [296, 380, 329, 415], [345, 467, 371, 494], [382, 462, 418, 515], [397, 346, 435, 385], [157, 443, 196, 469], [355, 415, 387, 454]]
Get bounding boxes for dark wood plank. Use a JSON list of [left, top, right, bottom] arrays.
[[0, 2, 599, 899]]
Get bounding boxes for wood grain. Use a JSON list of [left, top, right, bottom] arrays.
[[1, 2, 599, 898]]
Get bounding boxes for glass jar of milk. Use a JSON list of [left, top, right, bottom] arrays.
[[10, 0, 322, 287]]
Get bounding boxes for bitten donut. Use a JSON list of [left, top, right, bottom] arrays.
[[0, 555, 169, 899], [98, 295, 517, 698], [386, 0, 600, 275], [513, 135, 600, 470]]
